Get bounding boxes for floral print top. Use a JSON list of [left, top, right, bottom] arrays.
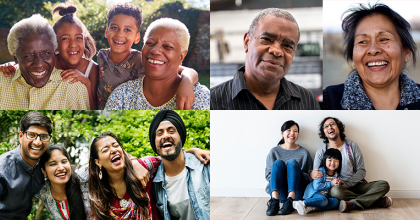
[[97, 49, 145, 109]]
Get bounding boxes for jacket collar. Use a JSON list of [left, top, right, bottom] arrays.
[[153, 151, 197, 183], [341, 71, 420, 109]]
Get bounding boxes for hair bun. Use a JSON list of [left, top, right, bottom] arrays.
[[53, 3, 77, 17]]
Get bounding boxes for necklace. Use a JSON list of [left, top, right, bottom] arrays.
[[119, 198, 129, 208]]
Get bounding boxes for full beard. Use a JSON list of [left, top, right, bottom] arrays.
[[158, 140, 183, 161]]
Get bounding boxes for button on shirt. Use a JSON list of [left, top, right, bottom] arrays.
[[210, 66, 320, 110], [0, 146, 45, 219], [0, 67, 90, 110]]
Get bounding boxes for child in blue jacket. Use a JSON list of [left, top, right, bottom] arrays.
[[293, 148, 343, 215]]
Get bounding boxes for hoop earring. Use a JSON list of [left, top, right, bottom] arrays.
[[99, 166, 102, 180]]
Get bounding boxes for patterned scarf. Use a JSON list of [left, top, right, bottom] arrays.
[[341, 72, 420, 109]]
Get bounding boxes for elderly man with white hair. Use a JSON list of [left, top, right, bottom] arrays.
[[105, 18, 210, 110], [0, 14, 89, 110]]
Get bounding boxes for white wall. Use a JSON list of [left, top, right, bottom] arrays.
[[211, 110, 420, 198]]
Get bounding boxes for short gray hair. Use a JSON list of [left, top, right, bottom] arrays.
[[7, 14, 58, 57], [144, 18, 190, 52], [248, 8, 300, 40]]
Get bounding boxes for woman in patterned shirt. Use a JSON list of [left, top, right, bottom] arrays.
[[105, 18, 210, 110], [35, 144, 86, 220], [88, 132, 209, 219]]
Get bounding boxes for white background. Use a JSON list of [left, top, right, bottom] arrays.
[[211, 110, 420, 198]]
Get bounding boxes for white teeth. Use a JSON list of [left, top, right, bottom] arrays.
[[367, 61, 388, 67], [31, 147, 41, 150], [56, 173, 66, 177], [111, 155, 121, 162], [163, 142, 171, 147], [69, 51, 78, 55], [148, 59, 164, 64], [114, 41, 124, 44], [31, 70, 46, 76]]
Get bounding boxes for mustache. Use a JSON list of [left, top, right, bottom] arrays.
[[158, 138, 175, 148]]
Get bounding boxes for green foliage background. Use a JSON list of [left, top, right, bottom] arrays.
[[0, 110, 209, 219]]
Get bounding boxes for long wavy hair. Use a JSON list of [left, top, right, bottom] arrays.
[[39, 144, 86, 220], [88, 133, 149, 220]]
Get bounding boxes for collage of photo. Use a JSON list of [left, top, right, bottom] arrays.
[[0, 0, 419, 219]]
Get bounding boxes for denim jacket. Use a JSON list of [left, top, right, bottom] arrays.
[[152, 152, 210, 220], [303, 167, 339, 199]]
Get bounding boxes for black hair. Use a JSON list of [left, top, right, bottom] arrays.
[[20, 112, 53, 135], [107, 3, 143, 31], [89, 132, 149, 220], [52, 0, 97, 59], [318, 117, 346, 144], [39, 144, 86, 220], [320, 148, 342, 176], [342, 2, 417, 66], [278, 120, 299, 145]]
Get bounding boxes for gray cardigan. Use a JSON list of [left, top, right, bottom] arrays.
[[313, 139, 366, 188]]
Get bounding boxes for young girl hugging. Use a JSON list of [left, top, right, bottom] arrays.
[[293, 148, 342, 215]]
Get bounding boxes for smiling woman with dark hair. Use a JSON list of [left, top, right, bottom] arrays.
[[265, 120, 313, 216], [323, 2, 420, 110]]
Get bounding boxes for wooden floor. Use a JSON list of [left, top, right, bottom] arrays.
[[211, 197, 420, 220]]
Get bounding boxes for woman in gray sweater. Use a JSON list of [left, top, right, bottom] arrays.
[[265, 120, 313, 216]]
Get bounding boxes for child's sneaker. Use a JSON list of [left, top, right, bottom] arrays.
[[293, 200, 317, 215]]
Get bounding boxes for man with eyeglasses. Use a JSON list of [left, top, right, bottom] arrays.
[[309, 117, 391, 213], [0, 112, 52, 219]]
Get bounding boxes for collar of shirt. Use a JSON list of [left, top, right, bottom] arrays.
[[11, 67, 62, 83], [231, 66, 302, 101], [153, 151, 196, 183], [14, 145, 39, 174]]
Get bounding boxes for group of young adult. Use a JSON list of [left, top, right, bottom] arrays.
[[265, 117, 391, 216], [0, 111, 210, 220]]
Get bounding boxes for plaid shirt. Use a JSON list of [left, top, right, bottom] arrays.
[[0, 67, 89, 110]]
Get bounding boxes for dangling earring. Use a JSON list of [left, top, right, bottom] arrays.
[[44, 175, 48, 181], [55, 51, 59, 55], [99, 166, 102, 179]]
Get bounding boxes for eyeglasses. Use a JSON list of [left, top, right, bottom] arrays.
[[25, 132, 51, 142], [323, 122, 336, 129]]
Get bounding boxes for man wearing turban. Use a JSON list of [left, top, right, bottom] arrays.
[[149, 110, 210, 220]]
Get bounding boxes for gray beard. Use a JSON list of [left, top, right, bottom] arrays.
[[160, 141, 182, 161]]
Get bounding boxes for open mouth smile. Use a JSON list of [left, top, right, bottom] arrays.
[[55, 171, 67, 179], [366, 61, 388, 69], [113, 40, 125, 46], [148, 59, 165, 65], [111, 154, 122, 165], [30, 70, 47, 78], [68, 51, 79, 56]]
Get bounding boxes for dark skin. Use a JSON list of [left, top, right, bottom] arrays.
[[243, 15, 299, 109], [14, 33, 55, 88]]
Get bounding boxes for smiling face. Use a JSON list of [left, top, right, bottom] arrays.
[[41, 149, 71, 185], [56, 22, 84, 66], [325, 157, 340, 173], [105, 14, 140, 57], [94, 136, 125, 173], [155, 121, 183, 161], [14, 33, 55, 88], [353, 14, 411, 88], [19, 125, 50, 166], [281, 124, 299, 145], [323, 118, 339, 141], [244, 15, 299, 84], [142, 27, 187, 79]]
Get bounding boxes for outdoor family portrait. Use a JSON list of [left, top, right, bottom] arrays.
[[0, 0, 210, 110], [0, 110, 210, 219]]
